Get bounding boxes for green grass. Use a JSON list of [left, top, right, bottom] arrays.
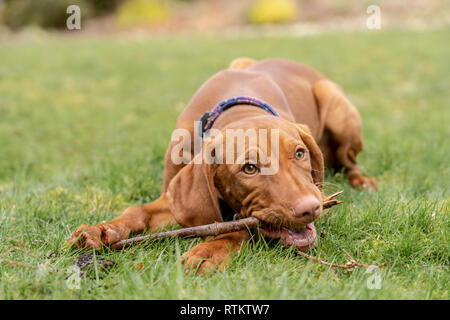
[[0, 28, 449, 299]]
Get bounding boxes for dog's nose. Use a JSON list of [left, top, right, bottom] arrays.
[[292, 195, 321, 223]]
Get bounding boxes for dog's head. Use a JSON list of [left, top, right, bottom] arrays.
[[166, 117, 324, 251]]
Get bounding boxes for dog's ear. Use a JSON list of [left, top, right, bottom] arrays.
[[166, 150, 222, 227], [295, 124, 324, 190]]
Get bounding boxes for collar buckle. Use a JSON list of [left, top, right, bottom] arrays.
[[198, 111, 210, 138]]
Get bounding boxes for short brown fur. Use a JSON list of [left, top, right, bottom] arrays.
[[68, 58, 377, 274]]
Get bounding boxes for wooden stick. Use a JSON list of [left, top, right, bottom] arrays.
[[90, 191, 389, 271], [0, 259, 39, 270], [297, 250, 389, 270], [322, 191, 344, 209], [110, 191, 343, 250], [111, 217, 261, 250], [0, 246, 58, 273]]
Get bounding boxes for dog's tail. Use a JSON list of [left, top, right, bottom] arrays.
[[229, 57, 257, 70]]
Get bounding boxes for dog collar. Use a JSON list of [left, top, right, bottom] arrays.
[[198, 96, 280, 138]]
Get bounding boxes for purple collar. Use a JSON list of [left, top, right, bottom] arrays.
[[198, 96, 280, 138]]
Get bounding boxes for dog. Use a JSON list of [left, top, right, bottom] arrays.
[[68, 58, 377, 274]]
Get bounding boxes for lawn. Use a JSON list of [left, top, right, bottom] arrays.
[[0, 28, 448, 299]]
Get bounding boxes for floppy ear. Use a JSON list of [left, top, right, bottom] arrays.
[[166, 152, 222, 228], [296, 124, 325, 190]]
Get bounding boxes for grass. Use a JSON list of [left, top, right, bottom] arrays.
[[0, 28, 448, 299]]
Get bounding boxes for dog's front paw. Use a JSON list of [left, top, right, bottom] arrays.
[[349, 175, 378, 192], [67, 223, 129, 249], [180, 239, 240, 275]]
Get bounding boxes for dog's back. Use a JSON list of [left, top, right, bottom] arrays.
[[246, 58, 326, 138], [177, 58, 325, 140]]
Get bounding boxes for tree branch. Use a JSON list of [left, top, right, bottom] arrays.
[[110, 191, 344, 250], [111, 217, 261, 250], [81, 191, 388, 271], [297, 249, 389, 270]]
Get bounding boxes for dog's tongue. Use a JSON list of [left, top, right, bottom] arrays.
[[258, 223, 317, 252]]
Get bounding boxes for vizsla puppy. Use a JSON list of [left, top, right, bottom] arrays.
[[68, 58, 377, 274]]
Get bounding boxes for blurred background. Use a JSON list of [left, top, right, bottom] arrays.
[[0, 0, 449, 36]]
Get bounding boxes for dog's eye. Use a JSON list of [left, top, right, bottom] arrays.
[[295, 149, 306, 160], [242, 164, 258, 175]]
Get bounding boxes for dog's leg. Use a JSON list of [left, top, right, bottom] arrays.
[[313, 80, 377, 191], [181, 230, 250, 275], [67, 196, 176, 248]]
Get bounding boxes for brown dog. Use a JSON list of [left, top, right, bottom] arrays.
[[68, 58, 377, 274]]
